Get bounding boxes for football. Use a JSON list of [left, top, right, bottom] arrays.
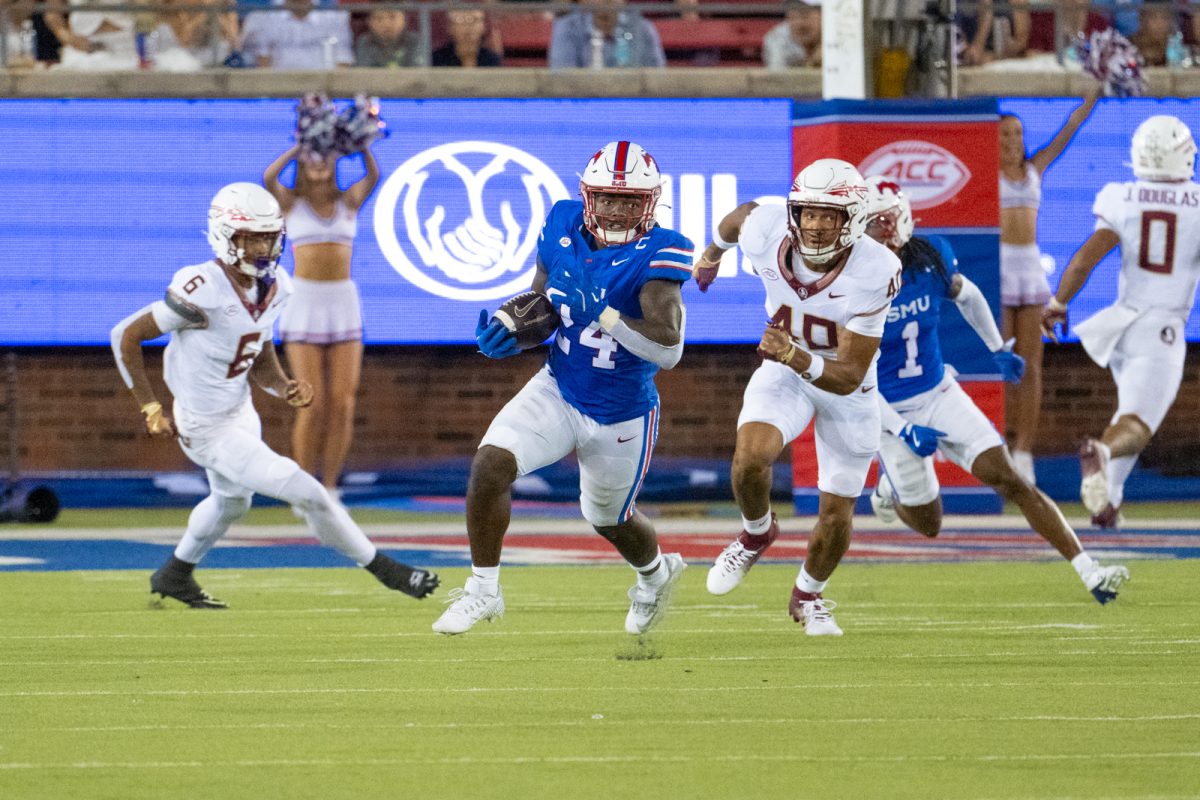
[[493, 291, 561, 350]]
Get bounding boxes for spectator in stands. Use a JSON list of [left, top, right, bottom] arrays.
[[1130, 2, 1178, 65], [763, 0, 821, 70], [548, 0, 665, 69], [1032, 0, 1110, 54], [3, 0, 39, 68], [152, 0, 239, 71], [957, 0, 1031, 64], [356, 7, 423, 67], [432, 7, 501, 66], [1093, 1, 1144, 36], [44, 0, 138, 69], [242, 0, 353, 70]]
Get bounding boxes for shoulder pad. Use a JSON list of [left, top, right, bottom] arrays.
[[166, 263, 223, 313]]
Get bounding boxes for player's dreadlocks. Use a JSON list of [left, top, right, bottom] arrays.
[[899, 235, 953, 290]]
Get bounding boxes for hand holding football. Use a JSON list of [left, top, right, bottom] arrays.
[[492, 291, 561, 350]]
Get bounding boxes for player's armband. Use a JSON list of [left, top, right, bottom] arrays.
[[162, 290, 208, 329]]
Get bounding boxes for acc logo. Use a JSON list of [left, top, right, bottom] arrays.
[[374, 141, 570, 301], [858, 140, 971, 210]]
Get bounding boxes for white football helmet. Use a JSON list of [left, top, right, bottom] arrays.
[[863, 175, 915, 250], [207, 182, 286, 279], [580, 140, 662, 246], [788, 158, 870, 265], [1131, 115, 1196, 182]]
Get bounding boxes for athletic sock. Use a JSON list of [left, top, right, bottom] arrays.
[[635, 551, 668, 591], [1107, 455, 1137, 507], [1071, 552, 1099, 584], [471, 565, 501, 595], [742, 511, 773, 536], [795, 565, 827, 595]]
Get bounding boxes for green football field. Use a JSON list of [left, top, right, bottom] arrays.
[[2, 560, 1198, 799]]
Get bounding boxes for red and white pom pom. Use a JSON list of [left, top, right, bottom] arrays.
[[1075, 28, 1146, 98]]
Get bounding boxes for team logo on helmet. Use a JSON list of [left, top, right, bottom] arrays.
[[857, 141, 971, 210], [374, 142, 570, 301]]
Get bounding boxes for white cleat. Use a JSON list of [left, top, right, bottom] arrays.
[[431, 577, 505, 635], [870, 472, 898, 524], [1078, 439, 1110, 515], [1086, 564, 1130, 605], [626, 553, 687, 635], [789, 588, 843, 636], [706, 515, 780, 596]]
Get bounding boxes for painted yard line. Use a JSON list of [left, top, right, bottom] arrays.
[[5, 680, 1200, 698], [0, 647, 1195, 669], [1, 752, 1198, 770], [23, 714, 1200, 734]]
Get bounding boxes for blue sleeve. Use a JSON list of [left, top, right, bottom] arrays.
[[644, 230, 694, 283], [537, 201, 569, 265]]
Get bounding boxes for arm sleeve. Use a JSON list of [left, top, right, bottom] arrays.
[[606, 307, 685, 370], [877, 392, 909, 436], [952, 275, 1005, 352]]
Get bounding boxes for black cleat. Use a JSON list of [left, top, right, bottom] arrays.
[[366, 553, 440, 599], [150, 566, 228, 609]]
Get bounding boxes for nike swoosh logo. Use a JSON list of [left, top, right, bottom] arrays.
[[514, 299, 540, 317], [617, 435, 637, 443], [613, 258, 630, 266], [861, 385, 874, 393], [829, 293, 845, 299]]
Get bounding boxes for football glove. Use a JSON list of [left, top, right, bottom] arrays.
[[898, 423, 945, 458], [693, 253, 720, 293], [475, 309, 520, 359], [1040, 298, 1068, 342], [285, 379, 314, 408], [550, 268, 609, 328], [140, 401, 177, 438], [992, 339, 1026, 383]]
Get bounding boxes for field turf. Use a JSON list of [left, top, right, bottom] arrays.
[[2, 559, 1198, 799]]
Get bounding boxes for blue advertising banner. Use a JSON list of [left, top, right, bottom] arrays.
[[999, 96, 1200, 342], [0, 98, 793, 345]]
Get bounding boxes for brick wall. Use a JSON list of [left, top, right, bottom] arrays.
[[4, 344, 1198, 473]]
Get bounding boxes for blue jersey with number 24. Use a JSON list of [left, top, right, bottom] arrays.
[[877, 235, 959, 403], [539, 200, 693, 424]]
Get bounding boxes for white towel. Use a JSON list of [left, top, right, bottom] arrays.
[[1074, 303, 1140, 368]]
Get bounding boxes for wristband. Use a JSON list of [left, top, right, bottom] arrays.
[[1047, 297, 1067, 311], [598, 306, 621, 333], [712, 230, 737, 250], [698, 251, 723, 266], [778, 342, 796, 365], [140, 401, 163, 417], [799, 354, 824, 382]]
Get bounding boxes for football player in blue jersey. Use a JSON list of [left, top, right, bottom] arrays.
[[433, 141, 695, 635], [864, 177, 1129, 604]]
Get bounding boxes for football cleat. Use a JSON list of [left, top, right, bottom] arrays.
[[150, 566, 227, 609], [788, 587, 843, 636], [870, 472, 898, 524], [1078, 439, 1110, 515], [1091, 503, 1124, 530], [432, 577, 504, 635], [366, 552, 439, 599], [1085, 564, 1130, 605], [626, 553, 687, 635], [706, 514, 780, 595]]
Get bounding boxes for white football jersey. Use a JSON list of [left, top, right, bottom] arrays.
[[740, 203, 902, 370], [150, 260, 292, 415], [1093, 180, 1200, 316]]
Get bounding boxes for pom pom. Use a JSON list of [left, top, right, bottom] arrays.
[[294, 93, 388, 159], [333, 95, 389, 156], [1075, 29, 1146, 98], [294, 92, 339, 159]]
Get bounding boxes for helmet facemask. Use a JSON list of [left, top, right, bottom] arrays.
[[228, 228, 286, 282], [579, 140, 663, 246], [788, 203, 853, 266]]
